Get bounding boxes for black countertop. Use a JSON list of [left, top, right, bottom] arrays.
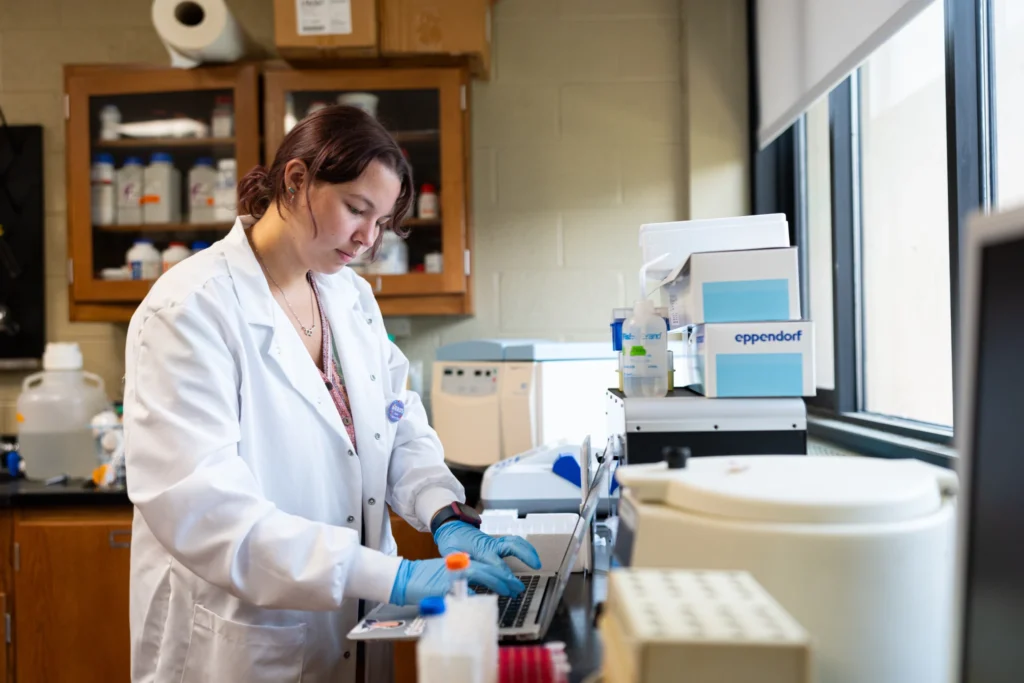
[[538, 527, 612, 683], [0, 477, 130, 507], [544, 569, 606, 683]]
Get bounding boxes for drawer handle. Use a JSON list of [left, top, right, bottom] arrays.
[[109, 530, 131, 549]]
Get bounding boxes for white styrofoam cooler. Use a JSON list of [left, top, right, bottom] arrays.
[[615, 455, 959, 683], [639, 213, 790, 282]]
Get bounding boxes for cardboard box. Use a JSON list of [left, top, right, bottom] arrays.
[[690, 321, 816, 398], [274, 0, 379, 60], [379, 0, 492, 78], [660, 247, 801, 330]]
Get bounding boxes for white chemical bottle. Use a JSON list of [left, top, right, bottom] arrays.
[[16, 342, 111, 479], [161, 242, 191, 272], [91, 153, 116, 226], [211, 95, 234, 138], [622, 299, 669, 398], [99, 104, 121, 141], [187, 157, 217, 223], [127, 240, 162, 280], [143, 152, 181, 224], [417, 183, 439, 219], [116, 156, 144, 225], [214, 158, 237, 221]]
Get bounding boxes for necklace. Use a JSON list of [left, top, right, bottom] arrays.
[[249, 235, 317, 337]]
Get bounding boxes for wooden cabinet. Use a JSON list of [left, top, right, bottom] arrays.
[[12, 508, 133, 683], [273, 0, 379, 61], [264, 66, 475, 316], [379, 0, 492, 79], [0, 512, 11, 683], [64, 64, 260, 323]]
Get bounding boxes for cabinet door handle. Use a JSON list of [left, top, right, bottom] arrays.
[[109, 530, 131, 549]]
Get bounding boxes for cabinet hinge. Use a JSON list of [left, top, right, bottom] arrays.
[[63, 94, 69, 120], [67, 258, 74, 285], [460, 85, 467, 112], [464, 249, 471, 276], [13, 542, 19, 572]]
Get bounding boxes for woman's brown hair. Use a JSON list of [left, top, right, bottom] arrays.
[[236, 105, 414, 255]]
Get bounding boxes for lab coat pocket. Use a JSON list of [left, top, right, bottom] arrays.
[[179, 605, 306, 683]]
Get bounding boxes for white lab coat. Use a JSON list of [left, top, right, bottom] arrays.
[[123, 216, 464, 683]]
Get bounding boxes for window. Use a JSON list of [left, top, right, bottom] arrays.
[[806, 98, 835, 390], [752, 0, 992, 461], [993, 0, 1024, 208], [858, 1, 953, 426]]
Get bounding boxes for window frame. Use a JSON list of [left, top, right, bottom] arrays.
[[748, 0, 995, 468]]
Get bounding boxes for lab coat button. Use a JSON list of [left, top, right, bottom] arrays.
[[347, 449, 354, 456], [370, 374, 376, 381], [369, 498, 376, 505], [374, 433, 380, 440], [366, 317, 372, 325], [347, 515, 355, 523]]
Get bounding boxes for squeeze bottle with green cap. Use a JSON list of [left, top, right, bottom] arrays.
[[622, 298, 669, 398]]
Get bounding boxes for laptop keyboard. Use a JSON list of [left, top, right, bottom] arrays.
[[472, 574, 541, 629]]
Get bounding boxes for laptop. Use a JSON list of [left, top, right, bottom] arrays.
[[348, 446, 613, 643], [479, 449, 611, 641]]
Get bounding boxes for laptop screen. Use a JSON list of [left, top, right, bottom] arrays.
[[553, 454, 610, 583], [961, 234, 1024, 681]]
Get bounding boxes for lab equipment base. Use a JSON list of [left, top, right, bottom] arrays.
[[606, 388, 807, 465], [625, 430, 806, 464]]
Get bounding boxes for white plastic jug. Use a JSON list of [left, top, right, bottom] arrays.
[[16, 343, 111, 479]]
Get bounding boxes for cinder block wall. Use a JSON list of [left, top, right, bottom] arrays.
[[399, 0, 749, 414]]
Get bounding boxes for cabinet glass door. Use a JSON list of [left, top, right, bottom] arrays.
[[66, 66, 258, 303], [264, 68, 468, 297]]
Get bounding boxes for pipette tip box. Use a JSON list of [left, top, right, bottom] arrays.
[[600, 568, 812, 683]]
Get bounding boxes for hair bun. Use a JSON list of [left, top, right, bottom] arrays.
[[236, 165, 273, 218]]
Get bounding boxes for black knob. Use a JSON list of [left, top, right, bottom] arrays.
[[662, 446, 691, 469]]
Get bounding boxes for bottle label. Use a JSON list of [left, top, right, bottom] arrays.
[[629, 345, 646, 357], [121, 182, 140, 205]]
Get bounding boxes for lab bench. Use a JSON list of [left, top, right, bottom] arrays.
[[0, 479, 606, 683]]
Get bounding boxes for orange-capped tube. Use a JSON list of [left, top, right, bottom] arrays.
[[445, 552, 470, 570], [446, 552, 470, 599]]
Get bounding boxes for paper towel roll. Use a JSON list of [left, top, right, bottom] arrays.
[[151, 0, 257, 68]]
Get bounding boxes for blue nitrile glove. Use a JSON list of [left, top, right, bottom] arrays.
[[434, 521, 542, 573], [388, 557, 528, 607]]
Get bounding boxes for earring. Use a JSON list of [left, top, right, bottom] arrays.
[[288, 186, 296, 195]]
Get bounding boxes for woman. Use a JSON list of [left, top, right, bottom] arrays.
[[123, 106, 540, 683]]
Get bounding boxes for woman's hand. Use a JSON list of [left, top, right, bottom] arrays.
[[388, 557, 526, 606], [433, 521, 542, 572]]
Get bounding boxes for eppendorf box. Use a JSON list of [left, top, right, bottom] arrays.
[[690, 322, 816, 398]]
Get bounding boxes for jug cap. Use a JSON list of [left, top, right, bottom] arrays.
[[43, 342, 83, 371]]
